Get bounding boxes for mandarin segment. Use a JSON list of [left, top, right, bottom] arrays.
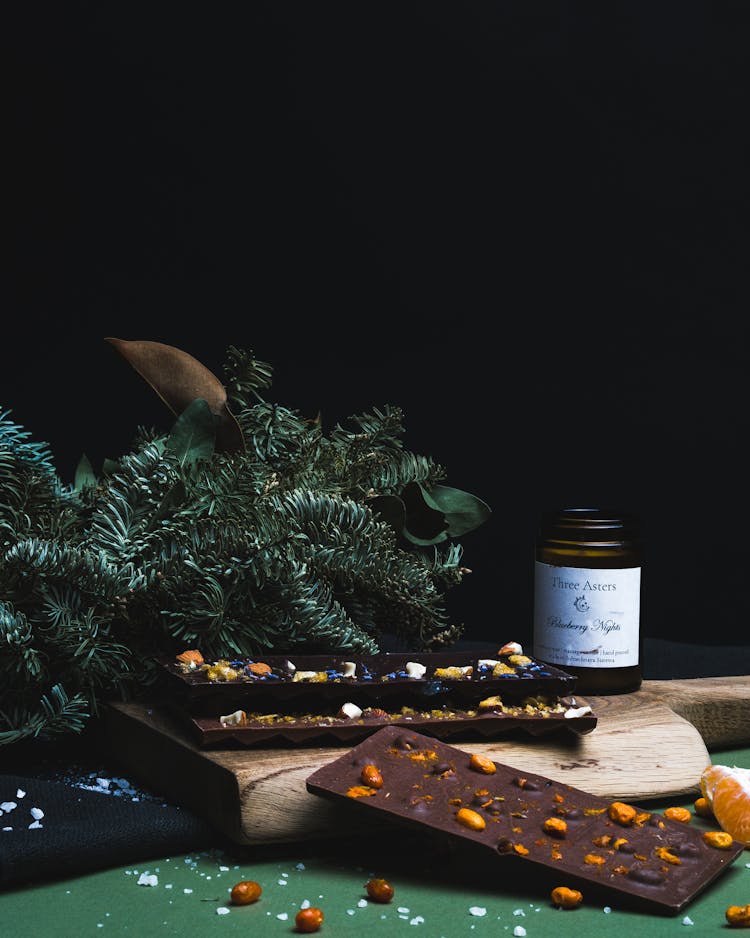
[[700, 764, 750, 846]]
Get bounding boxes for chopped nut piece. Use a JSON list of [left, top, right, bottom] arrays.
[[469, 753, 497, 775], [405, 661, 427, 679], [433, 666, 473, 680], [176, 649, 203, 666], [608, 801, 637, 826], [497, 641, 523, 656], [703, 830, 734, 849], [583, 853, 606, 866], [543, 817, 567, 838], [664, 806, 691, 824], [456, 807, 486, 831], [360, 765, 384, 789], [655, 846, 682, 865], [346, 785, 378, 799], [293, 670, 328, 682], [248, 661, 272, 676], [205, 662, 239, 681], [219, 709, 248, 727]]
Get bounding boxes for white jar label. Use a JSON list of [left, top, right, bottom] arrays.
[[533, 562, 640, 668]]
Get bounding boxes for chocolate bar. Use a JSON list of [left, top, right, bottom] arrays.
[[306, 725, 744, 914], [159, 649, 579, 714], [178, 695, 596, 748]]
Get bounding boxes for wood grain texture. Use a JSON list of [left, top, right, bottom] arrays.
[[96, 677, 750, 846]]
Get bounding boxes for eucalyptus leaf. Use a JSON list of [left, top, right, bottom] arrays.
[[166, 398, 216, 468], [419, 482, 491, 537], [369, 494, 406, 534], [74, 453, 96, 491], [401, 480, 449, 545]]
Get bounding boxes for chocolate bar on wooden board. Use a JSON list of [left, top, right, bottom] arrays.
[[305, 725, 744, 914], [177, 699, 596, 748], [159, 650, 579, 713]]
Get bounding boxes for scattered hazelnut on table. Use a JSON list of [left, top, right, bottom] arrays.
[[295, 906, 324, 932], [230, 880, 262, 905], [726, 904, 750, 927], [551, 886, 583, 909], [365, 878, 394, 903]]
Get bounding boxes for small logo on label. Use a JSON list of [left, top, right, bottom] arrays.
[[573, 595, 589, 613]]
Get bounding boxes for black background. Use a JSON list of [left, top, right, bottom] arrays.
[[5, 3, 750, 652]]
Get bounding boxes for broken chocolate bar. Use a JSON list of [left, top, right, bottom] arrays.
[[305, 725, 744, 914]]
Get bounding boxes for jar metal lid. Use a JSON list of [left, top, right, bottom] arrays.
[[538, 507, 640, 544]]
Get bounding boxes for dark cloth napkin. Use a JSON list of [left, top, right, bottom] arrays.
[[0, 772, 215, 889]]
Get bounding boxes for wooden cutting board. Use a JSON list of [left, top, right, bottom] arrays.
[[96, 677, 750, 846]]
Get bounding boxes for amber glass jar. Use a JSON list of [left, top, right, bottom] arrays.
[[533, 508, 642, 695]]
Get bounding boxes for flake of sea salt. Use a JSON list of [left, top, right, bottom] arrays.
[[1, 802, 17, 813], [469, 907, 487, 917], [295, 863, 306, 870], [357, 899, 367, 907], [410, 916, 425, 925], [513, 927, 527, 937], [603, 906, 612, 913], [137, 873, 158, 887], [682, 917, 694, 926], [276, 913, 288, 921], [183, 888, 193, 894], [30, 807, 44, 820], [28, 820, 43, 829], [16, 789, 26, 799], [216, 907, 230, 915]]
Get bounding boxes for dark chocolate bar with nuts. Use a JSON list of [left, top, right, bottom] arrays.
[[160, 646, 580, 713], [305, 725, 744, 914]]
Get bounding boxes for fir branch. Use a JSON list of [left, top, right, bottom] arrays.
[[223, 345, 274, 406], [0, 343, 488, 746], [0, 683, 89, 745], [276, 561, 379, 653]]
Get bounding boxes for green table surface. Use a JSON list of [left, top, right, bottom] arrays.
[[2, 747, 749, 938]]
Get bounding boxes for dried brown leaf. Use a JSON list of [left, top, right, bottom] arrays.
[[105, 337, 244, 452]]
